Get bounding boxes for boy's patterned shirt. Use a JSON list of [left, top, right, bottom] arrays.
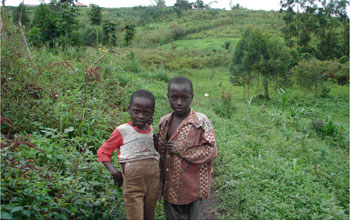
[[156, 110, 217, 205]]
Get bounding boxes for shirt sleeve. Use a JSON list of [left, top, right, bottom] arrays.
[[172, 118, 218, 164], [97, 127, 123, 162]]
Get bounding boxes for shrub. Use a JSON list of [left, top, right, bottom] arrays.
[[171, 25, 185, 40], [311, 116, 341, 139], [82, 27, 102, 47], [213, 89, 235, 118]]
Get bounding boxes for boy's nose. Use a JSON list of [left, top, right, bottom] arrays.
[[176, 99, 183, 106]]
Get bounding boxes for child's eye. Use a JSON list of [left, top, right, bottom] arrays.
[[181, 96, 189, 101], [133, 110, 140, 114], [144, 112, 151, 116]]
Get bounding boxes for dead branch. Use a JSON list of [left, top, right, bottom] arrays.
[[18, 0, 33, 62], [88, 54, 105, 70]]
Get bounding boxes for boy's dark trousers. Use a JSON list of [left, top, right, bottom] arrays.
[[121, 158, 160, 220], [164, 199, 203, 220]]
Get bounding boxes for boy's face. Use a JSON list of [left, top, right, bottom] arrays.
[[168, 83, 193, 117], [128, 97, 154, 130]]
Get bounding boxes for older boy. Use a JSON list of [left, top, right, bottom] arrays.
[[156, 76, 217, 220], [97, 90, 160, 220]]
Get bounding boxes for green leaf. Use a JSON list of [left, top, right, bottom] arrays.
[[10, 206, 23, 213], [64, 126, 74, 133], [1, 212, 13, 219], [22, 210, 31, 217]]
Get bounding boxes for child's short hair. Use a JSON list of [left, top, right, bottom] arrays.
[[129, 90, 155, 108], [168, 76, 193, 93]]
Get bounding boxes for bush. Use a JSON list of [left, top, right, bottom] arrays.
[[82, 27, 102, 47], [171, 25, 185, 40], [212, 90, 235, 118], [310, 116, 342, 139]]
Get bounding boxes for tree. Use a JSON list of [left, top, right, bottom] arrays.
[[194, 0, 205, 9], [31, 4, 59, 47], [87, 4, 102, 25], [102, 20, 117, 46], [12, 3, 30, 27], [280, 7, 297, 48], [292, 59, 324, 96], [265, 36, 293, 103], [30, 2, 80, 48], [230, 27, 265, 100], [124, 24, 136, 46], [174, 0, 192, 17]]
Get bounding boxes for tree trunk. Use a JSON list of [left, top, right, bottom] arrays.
[[248, 73, 251, 98], [274, 74, 278, 104], [257, 72, 260, 105], [263, 75, 268, 103], [243, 75, 246, 100], [315, 81, 318, 96]]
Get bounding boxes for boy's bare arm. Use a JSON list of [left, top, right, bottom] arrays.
[[102, 161, 123, 187]]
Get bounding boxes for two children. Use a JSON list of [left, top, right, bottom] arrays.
[[97, 77, 217, 220]]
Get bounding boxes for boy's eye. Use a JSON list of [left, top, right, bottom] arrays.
[[181, 96, 189, 101], [144, 112, 151, 116], [133, 110, 140, 114]]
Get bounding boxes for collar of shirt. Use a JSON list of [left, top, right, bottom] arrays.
[[127, 121, 151, 134], [160, 109, 204, 133]]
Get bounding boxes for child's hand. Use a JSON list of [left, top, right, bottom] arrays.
[[166, 141, 175, 153], [111, 170, 123, 187], [153, 134, 159, 150]]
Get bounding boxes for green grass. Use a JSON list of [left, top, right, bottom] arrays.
[[2, 5, 349, 220], [159, 38, 237, 50]]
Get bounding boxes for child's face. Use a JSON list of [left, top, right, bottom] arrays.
[[128, 97, 154, 130], [168, 83, 193, 117]]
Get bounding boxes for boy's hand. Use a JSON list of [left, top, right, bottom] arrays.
[[111, 170, 123, 187], [166, 141, 175, 153], [153, 134, 159, 150]]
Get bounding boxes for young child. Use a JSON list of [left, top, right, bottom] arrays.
[[156, 76, 218, 220], [97, 89, 160, 220]]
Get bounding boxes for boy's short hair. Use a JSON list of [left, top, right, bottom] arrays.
[[168, 76, 193, 93], [130, 90, 155, 108]]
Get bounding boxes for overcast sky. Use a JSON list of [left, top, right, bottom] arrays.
[[4, 0, 282, 11]]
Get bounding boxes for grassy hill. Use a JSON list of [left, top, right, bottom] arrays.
[[1, 5, 349, 220]]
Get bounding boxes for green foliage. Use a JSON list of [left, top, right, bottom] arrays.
[[171, 25, 185, 40], [87, 4, 102, 25], [82, 27, 102, 47], [31, 4, 59, 47], [12, 3, 30, 27], [30, 2, 81, 48], [124, 24, 136, 46], [280, 0, 349, 60], [174, 0, 192, 17], [292, 59, 324, 95], [102, 20, 117, 46], [310, 116, 344, 140], [223, 41, 231, 49], [123, 52, 141, 73], [2, 5, 349, 220], [212, 90, 235, 118]]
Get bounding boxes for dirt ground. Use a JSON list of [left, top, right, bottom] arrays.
[[202, 187, 220, 220]]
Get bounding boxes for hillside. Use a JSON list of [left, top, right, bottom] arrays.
[[1, 4, 349, 220]]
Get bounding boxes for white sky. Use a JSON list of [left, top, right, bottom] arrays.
[[4, 0, 282, 11]]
